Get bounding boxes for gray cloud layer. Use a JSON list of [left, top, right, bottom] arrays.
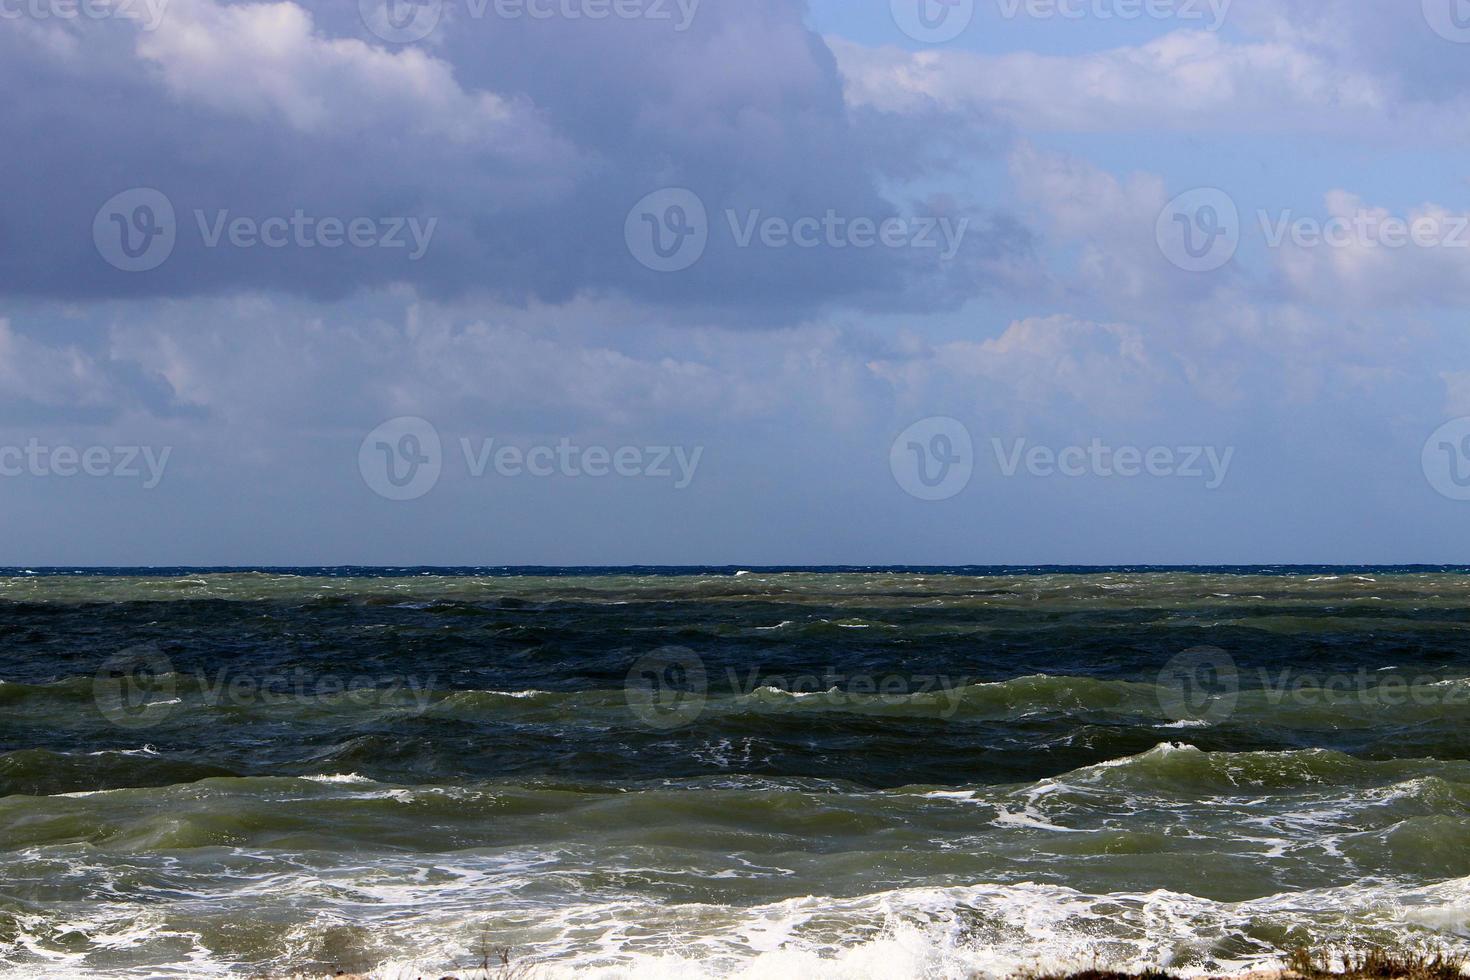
[[0, 0, 1026, 318]]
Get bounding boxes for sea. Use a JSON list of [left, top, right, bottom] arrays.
[[3, 566, 1470, 978]]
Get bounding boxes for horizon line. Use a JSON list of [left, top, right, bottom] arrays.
[[5, 563, 1470, 573]]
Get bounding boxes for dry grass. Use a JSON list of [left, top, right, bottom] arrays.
[[1022, 946, 1468, 980], [1285, 947, 1468, 980], [290, 941, 1470, 980], [280, 934, 539, 980]]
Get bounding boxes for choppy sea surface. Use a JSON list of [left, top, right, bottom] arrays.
[[4, 566, 1470, 978]]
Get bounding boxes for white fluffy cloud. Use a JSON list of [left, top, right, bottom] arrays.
[[1267, 191, 1470, 309], [0, 319, 114, 410], [830, 28, 1467, 142], [136, 0, 553, 150]]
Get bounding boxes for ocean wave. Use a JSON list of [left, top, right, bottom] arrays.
[[0, 747, 237, 798], [6, 570, 1470, 977], [8, 875, 1470, 979], [12, 668, 1470, 731], [4, 748, 1470, 872]]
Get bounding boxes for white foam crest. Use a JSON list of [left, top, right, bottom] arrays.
[[357, 877, 1470, 980], [20, 853, 1470, 977], [990, 806, 1092, 833], [302, 772, 379, 785]]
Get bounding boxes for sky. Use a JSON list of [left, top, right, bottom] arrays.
[[2, 0, 1470, 565]]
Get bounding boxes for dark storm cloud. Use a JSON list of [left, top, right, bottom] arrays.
[[0, 0, 1019, 317]]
